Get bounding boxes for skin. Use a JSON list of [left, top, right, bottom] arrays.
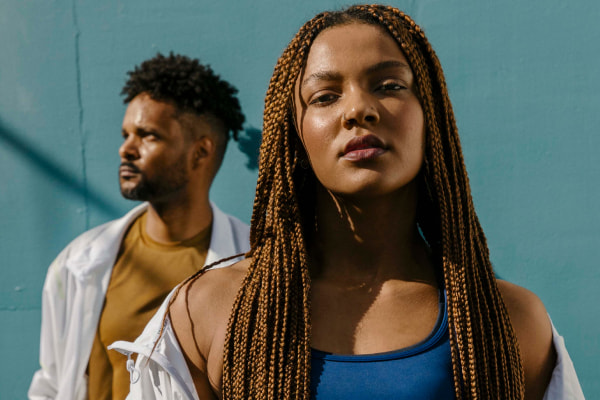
[[170, 23, 556, 399], [295, 23, 425, 199], [119, 92, 224, 242], [295, 23, 437, 355]]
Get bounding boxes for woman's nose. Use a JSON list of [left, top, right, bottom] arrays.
[[342, 91, 380, 129]]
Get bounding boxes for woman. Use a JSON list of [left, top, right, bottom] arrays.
[[112, 5, 583, 399]]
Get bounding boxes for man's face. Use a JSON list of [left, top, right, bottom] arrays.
[[119, 93, 191, 202]]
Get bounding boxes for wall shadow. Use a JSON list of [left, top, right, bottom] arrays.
[[237, 126, 262, 171], [0, 119, 121, 218]]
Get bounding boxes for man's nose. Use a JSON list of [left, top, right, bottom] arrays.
[[119, 135, 140, 160]]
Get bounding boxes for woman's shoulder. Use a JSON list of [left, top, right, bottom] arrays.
[[185, 258, 251, 306], [168, 257, 251, 395], [170, 257, 251, 337], [496, 279, 549, 326], [496, 279, 556, 399]]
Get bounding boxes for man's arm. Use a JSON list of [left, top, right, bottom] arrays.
[[29, 252, 69, 399]]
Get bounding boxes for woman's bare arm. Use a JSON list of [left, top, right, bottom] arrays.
[[169, 259, 251, 399], [497, 280, 556, 400]]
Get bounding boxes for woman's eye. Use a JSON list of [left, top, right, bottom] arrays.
[[309, 93, 338, 105], [378, 82, 406, 92]]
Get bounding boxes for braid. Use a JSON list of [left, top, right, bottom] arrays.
[[363, 5, 525, 398], [222, 14, 326, 399], [219, 4, 524, 399], [149, 252, 246, 361]]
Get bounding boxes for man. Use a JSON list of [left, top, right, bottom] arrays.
[[29, 53, 250, 400]]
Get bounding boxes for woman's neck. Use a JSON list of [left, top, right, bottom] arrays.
[[310, 182, 435, 287]]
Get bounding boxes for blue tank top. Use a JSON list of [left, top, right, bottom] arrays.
[[310, 291, 454, 399]]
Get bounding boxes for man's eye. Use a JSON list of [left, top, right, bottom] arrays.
[[140, 132, 159, 141]]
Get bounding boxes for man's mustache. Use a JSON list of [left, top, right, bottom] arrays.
[[120, 162, 141, 173]]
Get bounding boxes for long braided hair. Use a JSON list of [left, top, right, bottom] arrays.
[[218, 5, 524, 399]]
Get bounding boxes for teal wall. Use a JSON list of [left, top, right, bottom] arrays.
[[1, 0, 598, 397]]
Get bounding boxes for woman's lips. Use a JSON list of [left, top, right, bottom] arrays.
[[343, 147, 386, 161], [342, 135, 387, 161]]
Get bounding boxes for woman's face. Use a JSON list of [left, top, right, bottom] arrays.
[[294, 22, 425, 198]]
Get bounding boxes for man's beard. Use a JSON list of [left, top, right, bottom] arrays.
[[120, 159, 189, 202]]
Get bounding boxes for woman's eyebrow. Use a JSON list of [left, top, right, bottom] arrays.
[[301, 60, 411, 88], [301, 70, 342, 88], [366, 60, 411, 75]]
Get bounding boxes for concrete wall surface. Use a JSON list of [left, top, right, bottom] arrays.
[[1, 0, 598, 397]]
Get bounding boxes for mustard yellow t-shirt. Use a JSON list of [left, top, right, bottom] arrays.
[[87, 211, 211, 400]]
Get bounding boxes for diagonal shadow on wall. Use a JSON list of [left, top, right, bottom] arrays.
[[237, 126, 262, 171], [0, 119, 121, 218]]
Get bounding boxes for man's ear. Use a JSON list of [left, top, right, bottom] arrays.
[[191, 136, 216, 169]]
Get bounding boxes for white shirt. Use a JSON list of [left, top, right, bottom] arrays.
[[28, 202, 250, 400]]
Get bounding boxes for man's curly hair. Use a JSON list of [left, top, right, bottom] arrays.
[[121, 52, 244, 140]]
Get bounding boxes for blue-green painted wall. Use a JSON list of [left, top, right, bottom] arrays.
[[1, 1, 598, 397]]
